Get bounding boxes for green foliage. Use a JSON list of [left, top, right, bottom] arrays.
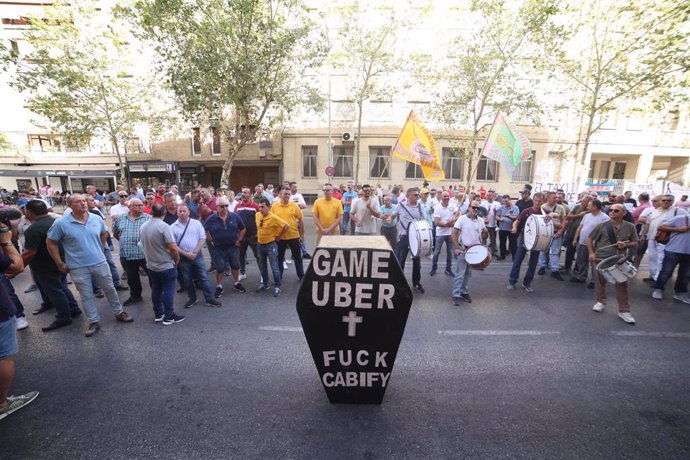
[[0, 132, 11, 151], [0, 0, 169, 184], [124, 0, 326, 185]]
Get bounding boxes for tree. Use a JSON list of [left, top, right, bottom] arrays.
[[0, 1, 167, 185], [431, 0, 564, 186], [549, 0, 690, 186], [331, 2, 399, 185], [126, 0, 326, 187]]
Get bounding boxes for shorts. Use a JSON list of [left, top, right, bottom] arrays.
[[0, 316, 18, 360], [212, 246, 240, 273]]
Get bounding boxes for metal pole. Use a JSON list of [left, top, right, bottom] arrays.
[[328, 74, 333, 181]]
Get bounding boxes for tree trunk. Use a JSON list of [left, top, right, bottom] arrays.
[[111, 138, 127, 187], [221, 143, 241, 188]]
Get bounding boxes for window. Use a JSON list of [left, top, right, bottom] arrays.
[[28, 134, 55, 152], [599, 111, 618, 130], [442, 147, 464, 180], [664, 109, 680, 132], [599, 160, 611, 178], [405, 162, 424, 179], [211, 126, 221, 155], [626, 112, 643, 131], [476, 157, 499, 181], [612, 162, 626, 179], [369, 147, 390, 179], [589, 160, 596, 178], [511, 152, 534, 182], [302, 145, 318, 178], [333, 146, 353, 177], [192, 128, 201, 156]]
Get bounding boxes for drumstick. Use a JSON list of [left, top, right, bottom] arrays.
[[598, 240, 630, 250]]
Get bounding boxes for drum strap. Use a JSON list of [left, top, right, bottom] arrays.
[[605, 222, 618, 251], [400, 203, 423, 234]]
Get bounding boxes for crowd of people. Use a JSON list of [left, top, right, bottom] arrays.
[[0, 178, 689, 420]]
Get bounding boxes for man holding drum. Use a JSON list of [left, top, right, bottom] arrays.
[[586, 203, 638, 324], [451, 200, 488, 304], [508, 192, 548, 293], [394, 187, 426, 293]]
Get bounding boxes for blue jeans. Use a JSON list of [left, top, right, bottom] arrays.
[[148, 267, 177, 318], [258, 242, 281, 288], [179, 253, 215, 301], [0, 316, 17, 360], [452, 254, 472, 296], [509, 238, 541, 287], [654, 251, 689, 294], [70, 262, 124, 323], [539, 236, 562, 272], [32, 270, 80, 323], [431, 235, 453, 272], [341, 211, 354, 235]]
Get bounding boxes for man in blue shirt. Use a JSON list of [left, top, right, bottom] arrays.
[[341, 182, 358, 235], [204, 197, 246, 298], [47, 194, 134, 337], [652, 214, 690, 303]]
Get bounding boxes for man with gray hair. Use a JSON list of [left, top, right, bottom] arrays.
[[204, 197, 246, 297]]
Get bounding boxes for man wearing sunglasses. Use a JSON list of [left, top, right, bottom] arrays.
[[109, 192, 130, 223], [204, 197, 246, 298], [393, 187, 426, 293], [644, 194, 686, 282], [586, 204, 638, 324], [451, 200, 488, 304]]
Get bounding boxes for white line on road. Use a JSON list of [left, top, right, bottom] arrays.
[[259, 326, 303, 332], [438, 330, 561, 336], [610, 331, 690, 338]]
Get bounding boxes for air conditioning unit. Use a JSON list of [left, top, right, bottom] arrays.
[[341, 132, 354, 142], [258, 150, 266, 158]]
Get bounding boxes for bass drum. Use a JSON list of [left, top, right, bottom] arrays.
[[596, 255, 638, 284], [523, 215, 554, 251], [465, 244, 491, 270], [408, 220, 433, 258]]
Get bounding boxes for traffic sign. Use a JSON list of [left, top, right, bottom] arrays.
[[296, 236, 413, 404], [325, 166, 335, 177]]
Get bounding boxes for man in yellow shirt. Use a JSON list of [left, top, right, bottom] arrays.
[[270, 187, 305, 280], [255, 198, 289, 297], [312, 183, 343, 244]]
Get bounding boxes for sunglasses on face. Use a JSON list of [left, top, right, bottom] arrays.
[[609, 209, 621, 213], [218, 205, 228, 208], [323, 189, 332, 192], [470, 206, 480, 210], [119, 195, 127, 198], [660, 199, 672, 202]]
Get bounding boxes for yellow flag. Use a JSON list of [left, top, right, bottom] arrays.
[[392, 110, 445, 180]]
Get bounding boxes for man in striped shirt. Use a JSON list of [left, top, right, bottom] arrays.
[[113, 198, 151, 306]]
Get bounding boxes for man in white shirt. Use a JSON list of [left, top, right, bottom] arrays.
[[431, 191, 459, 276], [571, 199, 609, 284], [451, 200, 487, 304], [349, 184, 381, 235], [109, 192, 130, 223], [481, 191, 501, 257], [644, 194, 687, 281]]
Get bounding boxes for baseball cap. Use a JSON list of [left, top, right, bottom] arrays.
[[520, 189, 531, 194], [17, 198, 30, 208], [421, 188, 429, 194]]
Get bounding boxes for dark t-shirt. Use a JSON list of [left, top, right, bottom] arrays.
[[516, 199, 533, 213], [204, 212, 245, 249], [163, 212, 178, 226], [515, 207, 542, 235], [24, 215, 59, 273], [235, 201, 260, 239], [0, 253, 16, 322]]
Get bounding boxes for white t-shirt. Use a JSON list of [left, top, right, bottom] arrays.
[[453, 214, 485, 247], [648, 207, 687, 237], [290, 193, 306, 209], [481, 200, 501, 227], [109, 203, 130, 221], [350, 197, 381, 234], [433, 203, 459, 237], [578, 212, 610, 245]]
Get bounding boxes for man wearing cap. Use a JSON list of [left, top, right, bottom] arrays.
[[516, 188, 533, 213]]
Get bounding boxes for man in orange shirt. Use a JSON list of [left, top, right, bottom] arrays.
[[256, 198, 289, 297], [312, 183, 343, 244], [270, 187, 305, 280]]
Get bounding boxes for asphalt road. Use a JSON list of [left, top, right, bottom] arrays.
[[1, 222, 689, 459]]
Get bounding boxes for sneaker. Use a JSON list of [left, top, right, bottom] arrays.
[[162, 314, 186, 326], [115, 284, 129, 291], [15, 316, 28, 331], [507, 284, 515, 290], [452, 297, 461, 306], [570, 277, 585, 283], [459, 293, 472, 303], [413, 284, 425, 293], [122, 296, 143, 307], [239, 272, 247, 281], [23, 284, 38, 294], [255, 284, 270, 292], [522, 284, 534, 293], [618, 312, 636, 324], [592, 302, 605, 312], [115, 311, 134, 322], [286, 259, 293, 264], [85, 322, 101, 337], [537, 267, 546, 276], [587, 282, 595, 289], [302, 253, 312, 260], [283, 261, 289, 270], [550, 271, 564, 281], [94, 289, 105, 298], [234, 283, 246, 293], [429, 269, 437, 276], [42, 319, 72, 332], [154, 314, 165, 322], [205, 299, 222, 307], [214, 286, 223, 298], [652, 289, 663, 300], [184, 298, 198, 308], [0, 391, 39, 421], [673, 293, 690, 305], [274, 287, 282, 297], [444, 269, 455, 277]]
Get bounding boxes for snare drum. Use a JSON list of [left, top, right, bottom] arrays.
[[408, 220, 433, 257], [465, 244, 491, 270], [596, 256, 638, 284], [523, 215, 554, 251]]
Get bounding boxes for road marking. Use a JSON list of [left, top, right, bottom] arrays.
[[259, 326, 303, 332], [610, 331, 690, 338], [438, 330, 561, 336]]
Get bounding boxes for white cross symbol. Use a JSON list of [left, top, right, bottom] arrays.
[[342, 311, 363, 337]]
